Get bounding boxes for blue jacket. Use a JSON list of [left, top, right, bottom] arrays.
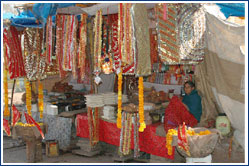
[[182, 89, 202, 122]]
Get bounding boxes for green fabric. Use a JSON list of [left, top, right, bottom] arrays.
[[182, 89, 202, 122]]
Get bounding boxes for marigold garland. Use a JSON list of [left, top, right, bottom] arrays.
[[117, 72, 123, 128], [4, 69, 10, 117], [165, 128, 212, 155], [38, 80, 44, 119], [138, 77, 146, 132], [25, 78, 32, 116]]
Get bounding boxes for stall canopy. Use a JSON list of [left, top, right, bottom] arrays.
[[216, 3, 245, 18]]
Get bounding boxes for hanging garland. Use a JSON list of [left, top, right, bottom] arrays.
[[78, 13, 88, 80], [3, 26, 26, 79], [25, 78, 32, 116], [138, 76, 146, 132], [38, 80, 44, 119], [46, 15, 53, 66], [117, 72, 123, 129], [24, 28, 45, 81], [119, 112, 133, 156], [93, 10, 103, 73], [87, 107, 100, 147], [3, 69, 10, 117], [56, 15, 67, 78], [55, 15, 77, 78]]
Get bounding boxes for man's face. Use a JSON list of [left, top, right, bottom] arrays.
[[184, 83, 194, 95]]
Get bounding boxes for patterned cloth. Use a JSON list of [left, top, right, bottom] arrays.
[[43, 114, 72, 150]]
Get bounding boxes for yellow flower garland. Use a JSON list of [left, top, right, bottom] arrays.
[[4, 69, 10, 117], [117, 72, 122, 129], [138, 77, 146, 132], [165, 128, 212, 155], [16, 122, 43, 127], [38, 80, 44, 119], [25, 78, 32, 116]]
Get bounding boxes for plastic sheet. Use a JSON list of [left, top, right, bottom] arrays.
[[77, 113, 175, 160]]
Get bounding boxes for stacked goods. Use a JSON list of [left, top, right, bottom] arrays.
[[85, 94, 104, 108]]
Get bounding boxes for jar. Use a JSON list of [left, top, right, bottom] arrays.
[[216, 113, 231, 136]]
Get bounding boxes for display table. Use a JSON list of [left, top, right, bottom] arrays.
[[76, 113, 175, 160]]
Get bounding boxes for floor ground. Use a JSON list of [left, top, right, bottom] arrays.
[[2, 136, 245, 164]]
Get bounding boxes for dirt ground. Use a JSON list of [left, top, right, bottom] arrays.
[[2, 135, 245, 164]]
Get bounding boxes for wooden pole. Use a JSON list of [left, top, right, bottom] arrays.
[[10, 79, 16, 124]]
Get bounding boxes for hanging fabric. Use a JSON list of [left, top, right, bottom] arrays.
[[3, 119, 11, 136], [131, 4, 151, 76], [178, 4, 206, 63], [156, 3, 180, 64], [46, 15, 53, 66], [24, 28, 46, 81], [3, 26, 26, 79], [78, 13, 88, 81], [12, 105, 21, 126], [93, 10, 103, 73], [119, 3, 136, 75], [55, 15, 78, 78], [24, 112, 45, 139]]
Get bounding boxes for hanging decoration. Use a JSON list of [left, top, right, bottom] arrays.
[[46, 15, 53, 66], [138, 77, 146, 132], [155, 3, 180, 64], [110, 14, 120, 73], [24, 112, 45, 139], [4, 69, 10, 117], [78, 13, 88, 80], [178, 4, 205, 63], [133, 112, 140, 158], [119, 112, 133, 156], [131, 4, 151, 76], [87, 107, 100, 146], [177, 122, 190, 156], [3, 26, 26, 79], [25, 78, 32, 116], [101, 16, 113, 74], [119, 3, 136, 75], [24, 28, 46, 81], [12, 105, 21, 127], [38, 80, 44, 119], [55, 15, 78, 78], [93, 10, 103, 84], [150, 29, 159, 67], [117, 72, 123, 129], [3, 119, 11, 136], [56, 15, 67, 78]]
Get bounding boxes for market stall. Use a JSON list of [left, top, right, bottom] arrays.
[[2, 2, 245, 163]]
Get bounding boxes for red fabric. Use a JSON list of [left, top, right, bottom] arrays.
[[77, 113, 175, 160], [3, 119, 11, 136], [24, 112, 45, 139], [12, 105, 21, 126], [164, 96, 198, 132]]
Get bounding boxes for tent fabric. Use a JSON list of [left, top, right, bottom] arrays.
[[216, 3, 245, 18], [32, 3, 75, 25], [195, 13, 245, 148]]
